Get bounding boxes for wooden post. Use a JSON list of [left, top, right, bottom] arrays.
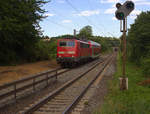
[[120, 18, 128, 90], [123, 18, 126, 77]]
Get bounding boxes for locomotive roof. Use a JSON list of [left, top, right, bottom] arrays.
[[88, 40, 101, 46], [58, 38, 101, 46], [59, 38, 89, 43]]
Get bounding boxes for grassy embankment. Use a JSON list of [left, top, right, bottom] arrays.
[[94, 52, 150, 114]]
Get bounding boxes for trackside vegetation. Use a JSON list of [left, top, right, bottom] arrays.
[[0, 0, 48, 65], [127, 11, 150, 76], [95, 53, 150, 114], [95, 11, 150, 114], [34, 38, 57, 61], [0, 0, 119, 65]]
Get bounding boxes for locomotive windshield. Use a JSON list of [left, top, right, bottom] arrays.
[[59, 41, 75, 47]]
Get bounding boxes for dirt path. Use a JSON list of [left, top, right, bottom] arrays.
[[0, 60, 59, 85]]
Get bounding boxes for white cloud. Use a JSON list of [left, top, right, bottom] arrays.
[[112, 17, 117, 20], [45, 13, 55, 17], [129, 10, 141, 20], [104, 8, 116, 14], [131, 10, 141, 15], [76, 10, 100, 16], [62, 20, 72, 23], [130, 15, 137, 19], [112, 4, 116, 7]]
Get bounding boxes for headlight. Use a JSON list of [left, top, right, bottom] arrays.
[[58, 51, 64, 54], [68, 51, 75, 54]]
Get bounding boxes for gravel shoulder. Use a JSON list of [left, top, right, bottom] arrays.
[[0, 60, 59, 85], [80, 53, 117, 114], [0, 55, 107, 114]]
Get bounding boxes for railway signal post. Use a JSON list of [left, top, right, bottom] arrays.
[[115, 1, 134, 90], [74, 29, 77, 36]]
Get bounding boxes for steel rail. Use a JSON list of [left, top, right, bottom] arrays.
[[62, 54, 115, 114], [20, 55, 110, 114], [0, 58, 102, 90], [21, 61, 103, 114], [0, 67, 71, 103], [0, 58, 102, 107]]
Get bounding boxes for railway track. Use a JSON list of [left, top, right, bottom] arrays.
[[19, 53, 115, 114], [0, 67, 70, 107], [0, 56, 103, 108]]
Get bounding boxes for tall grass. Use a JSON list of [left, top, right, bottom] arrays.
[[95, 53, 150, 114]]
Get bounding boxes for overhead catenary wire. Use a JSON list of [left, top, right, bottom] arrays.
[[48, 7, 81, 29], [86, 0, 107, 37], [87, 0, 116, 38], [45, 18, 74, 31], [65, 0, 106, 37]]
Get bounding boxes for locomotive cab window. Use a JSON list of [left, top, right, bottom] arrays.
[[68, 41, 75, 47], [59, 41, 75, 47], [59, 42, 67, 47]]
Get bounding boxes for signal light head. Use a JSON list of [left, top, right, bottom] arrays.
[[116, 3, 122, 9], [126, 1, 134, 9], [116, 12, 124, 20], [115, 1, 134, 20]]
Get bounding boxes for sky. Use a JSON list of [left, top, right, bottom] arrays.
[[40, 0, 150, 38]]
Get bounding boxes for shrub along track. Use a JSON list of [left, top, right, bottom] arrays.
[[0, 55, 107, 114], [18, 53, 115, 114]]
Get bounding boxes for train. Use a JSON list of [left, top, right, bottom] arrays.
[[56, 38, 101, 67]]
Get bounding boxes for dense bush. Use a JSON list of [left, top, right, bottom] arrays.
[[0, 38, 57, 65], [34, 39, 57, 61], [0, 0, 48, 65], [141, 57, 150, 76], [127, 11, 150, 64], [47, 39, 57, 59], [127, 11, 150, 76]]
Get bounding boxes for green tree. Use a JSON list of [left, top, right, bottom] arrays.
[[77, 25, 93, 39], [127, 11, 150, 76], [0, 0, 48, 64], [127, 11, 150, 63], [51, 34, 74, 39]]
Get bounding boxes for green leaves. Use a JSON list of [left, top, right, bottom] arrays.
[[0, 0, 48, 64], [78, 25, 93, 39], [127, 11, 150, 64]]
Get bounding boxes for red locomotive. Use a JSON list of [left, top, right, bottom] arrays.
[[56, 38, 101, 67]]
